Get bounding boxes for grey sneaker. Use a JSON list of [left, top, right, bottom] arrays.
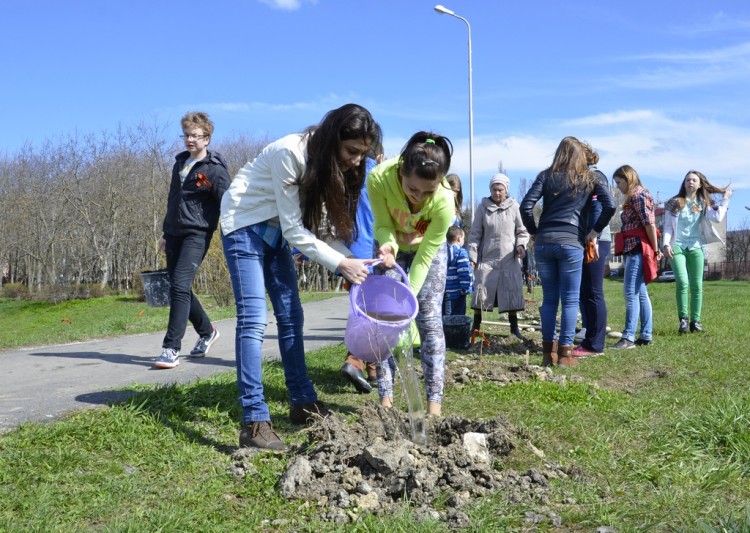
[[189, 327, 220, 357], [239, 421, 288, 451], [153, 348, 180, 369], [612, 338, 635, 350]]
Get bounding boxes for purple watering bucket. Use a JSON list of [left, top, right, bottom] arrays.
[[344, 264, 418, 363]]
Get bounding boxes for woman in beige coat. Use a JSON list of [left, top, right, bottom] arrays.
[[467, 173, 530, 338]]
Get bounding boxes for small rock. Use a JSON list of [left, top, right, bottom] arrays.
[[277, 456, 312, 497], [607, 331, 622, 339], [355, 491, 380, 511], [463, 432, 491, 464], [524, 511, 547, 524]]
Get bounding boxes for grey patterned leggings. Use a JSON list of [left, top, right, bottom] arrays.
[[376, 243, 447, 404]]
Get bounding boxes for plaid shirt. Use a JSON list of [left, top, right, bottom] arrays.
[[620, 185, 655, 254], [249, 219, 285, 249]]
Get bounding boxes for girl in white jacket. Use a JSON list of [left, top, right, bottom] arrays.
[[220, 104, 382, 450], [661, 170, 732, 334]]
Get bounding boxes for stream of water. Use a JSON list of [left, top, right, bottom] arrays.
[[391, 328, 428, 445], [355, 263, 427, 445]]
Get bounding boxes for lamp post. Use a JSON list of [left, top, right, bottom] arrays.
[[434, 4, 475, 222]]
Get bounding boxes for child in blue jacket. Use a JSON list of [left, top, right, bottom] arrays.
[[443, 226, 473, 316]]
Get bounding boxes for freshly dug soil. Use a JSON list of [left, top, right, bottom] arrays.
[[230, 346, 589, 529]]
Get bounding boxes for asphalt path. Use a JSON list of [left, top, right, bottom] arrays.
[[0, 296, 350, 433]]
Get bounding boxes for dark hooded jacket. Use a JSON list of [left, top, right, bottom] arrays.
[[162, 150, 231, 237]]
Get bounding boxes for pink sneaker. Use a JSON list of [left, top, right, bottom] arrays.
[[572, 345, 602, 358]]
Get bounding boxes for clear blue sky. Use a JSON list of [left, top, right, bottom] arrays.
[[6, 0, 750, 228]]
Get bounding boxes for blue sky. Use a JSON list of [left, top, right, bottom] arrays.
[[6, 0, 750, 228]]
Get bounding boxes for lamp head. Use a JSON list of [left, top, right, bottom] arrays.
[[434, 4, 455, 15]]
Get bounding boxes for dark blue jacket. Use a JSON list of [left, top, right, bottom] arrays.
[[586, 169, 612, 242], [162, 150, 231, 237], [520, 170, 615, 248]]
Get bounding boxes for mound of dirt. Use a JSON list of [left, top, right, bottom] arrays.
[[230, 400, 583, 529]]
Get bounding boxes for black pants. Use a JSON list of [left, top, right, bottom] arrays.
[[162, 232, 213, 350]]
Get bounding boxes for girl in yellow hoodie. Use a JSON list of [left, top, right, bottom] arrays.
[[368, 131, 455, 416]]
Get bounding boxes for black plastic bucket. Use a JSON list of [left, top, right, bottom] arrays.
[[140, 269, 171, 307], [443, 315, 472, 349]]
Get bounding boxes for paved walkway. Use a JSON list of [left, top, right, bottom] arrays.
[[0, 296, 350, 433]]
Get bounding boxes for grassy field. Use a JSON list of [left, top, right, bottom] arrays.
[[0, 291, 339, 350], [2, 280, 750, 531]]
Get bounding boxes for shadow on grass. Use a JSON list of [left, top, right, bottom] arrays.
[[88, 358, 360, 454]]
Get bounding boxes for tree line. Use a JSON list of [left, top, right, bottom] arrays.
[[0, 122, 271, 299], [3, 123, 749, 302]]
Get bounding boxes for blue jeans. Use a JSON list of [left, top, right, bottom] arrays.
[[162, 233, 213, 351], [535, 243, 583, 346], [622, 252, 653, 342], [443, 295, 467, 316], [222, 227, 317, 424], [579, 240, 610, 352]]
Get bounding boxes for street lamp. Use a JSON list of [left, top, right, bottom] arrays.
[[434, 4, 475, 222]]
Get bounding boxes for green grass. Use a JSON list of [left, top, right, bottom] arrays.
[[0, 291, 341, 350], [2, 280, 750, 531]]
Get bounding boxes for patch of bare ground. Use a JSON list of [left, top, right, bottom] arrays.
[[230, 400, 583, 529]]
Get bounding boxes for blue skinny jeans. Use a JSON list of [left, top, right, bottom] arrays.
[[222, 227, 317, 424], [535, 243, 583, 346]]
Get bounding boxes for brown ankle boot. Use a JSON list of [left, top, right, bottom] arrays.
[[542, 340, 558, 367], [557, 345, 578, 367]]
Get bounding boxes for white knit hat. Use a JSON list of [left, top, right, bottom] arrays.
[[490, 172, 510, 191]]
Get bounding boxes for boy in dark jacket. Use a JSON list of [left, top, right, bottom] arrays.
[[154, 112, 231, 369], [443, 226, 473, 316]]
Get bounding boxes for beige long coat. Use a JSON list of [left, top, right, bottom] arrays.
[[467, 196, 530, 312]]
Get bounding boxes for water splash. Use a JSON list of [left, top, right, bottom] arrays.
[[391, 328, 428, 445]]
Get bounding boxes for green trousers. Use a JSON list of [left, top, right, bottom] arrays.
[[669, 244, 704, 322]]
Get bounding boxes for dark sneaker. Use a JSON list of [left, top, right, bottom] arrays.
[[153, 348, 179, 369], [340, 362, 372, 394], [690, 321, 704, 333], [635, 338, 653, 346], [678, 317, 689, 334], [290, 401, 331, 425], [612, 338, 635, 350], [239, 421, 288, 451], [189, 327, 220, 357]]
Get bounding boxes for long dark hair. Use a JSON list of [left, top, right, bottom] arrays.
[[299, 104, 382, 242], [399, 131, 452, 180]]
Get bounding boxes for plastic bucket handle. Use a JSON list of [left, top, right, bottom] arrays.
[[349, 262, 410, 307]]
